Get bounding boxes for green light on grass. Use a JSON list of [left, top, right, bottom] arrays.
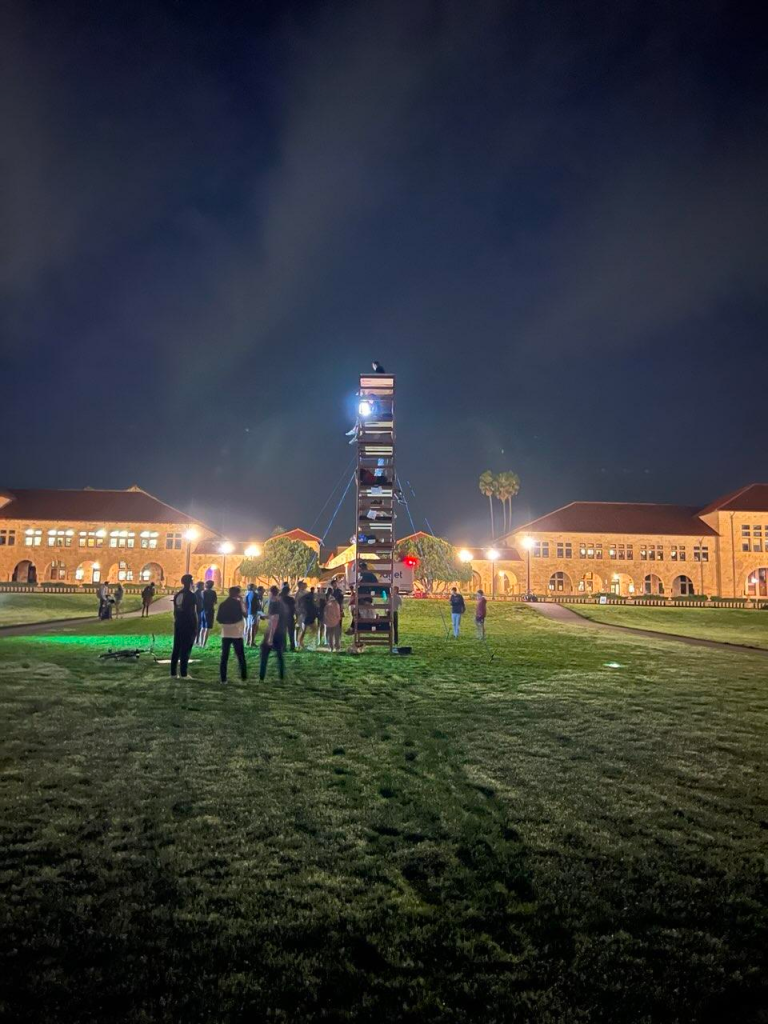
[[603, 661, 624, 669]]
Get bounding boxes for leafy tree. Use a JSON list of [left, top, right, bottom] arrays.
[[396, 535, 473, 594], [239, 537, 315, 586], [478, 470, 496, 539]]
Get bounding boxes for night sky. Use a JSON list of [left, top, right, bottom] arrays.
[[1, 0, 766, 545]]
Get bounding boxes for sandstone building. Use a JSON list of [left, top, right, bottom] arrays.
[[493, 483, 768, 599]]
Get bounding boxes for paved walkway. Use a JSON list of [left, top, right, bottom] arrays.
[[0, 595, 173, 638], [531, 601, 768, 656]]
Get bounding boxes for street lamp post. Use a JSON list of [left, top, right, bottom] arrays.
[[184, 528, 199, 578], [486, 548, 499, 599], [521, 536, 534, 595]]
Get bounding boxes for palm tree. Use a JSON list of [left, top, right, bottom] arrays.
[[479, 471, 496, 539], [500, 471, 521, 535], [496, 473, 511, 534]]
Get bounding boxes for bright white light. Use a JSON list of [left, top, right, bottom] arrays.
[[184, 528, 199, 542], [486, 548, 500, 561], [92, 562, 100, 569], [521, 536, 535, 550], [458, 548, 473, 563], [219, 541, 234, 555], [358, 399, 373, 417], [245, 544, 261, 558]]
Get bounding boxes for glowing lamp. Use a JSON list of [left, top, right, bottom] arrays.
[[358, 399, 373, 417], [244, 544, 261, 558], [486, 548, 500, 561], [219, 541, 234, 555], [521, 536, 534, 551], [402, 555, 419, 568], [184, 528, 199, 543], [458, 548, 473, 563]]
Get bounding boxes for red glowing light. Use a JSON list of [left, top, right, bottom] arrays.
[[402, 555, 419, 568]]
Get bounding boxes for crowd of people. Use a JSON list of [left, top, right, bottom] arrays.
[[168, 574, 389, 684], [167, 571, 489, 684]]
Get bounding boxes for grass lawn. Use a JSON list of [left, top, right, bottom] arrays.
[[0, 592, 143, 627], [1, 602, 766, 1023], [567, 604, 768, 649]]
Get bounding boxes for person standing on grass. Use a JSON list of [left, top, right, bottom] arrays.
[[260, 585, 288, 681], [114, 581, 124, 618], [244, 583, 261, 646], [193, 581, 205, 642], [449, 587, 465, 638], [217, 586, 247, 685], [281, 584, 297, 652], [323, 590, 342, 651], [392, 585, 402, 645], [296, 582, 318, 650], [97, 579, 108, 617], [475, 589, 487, 639], [316, 587, 327, 646], [198, 579, 217, 647], [141, 581, 155, 617], [171, 574, 198, 680]]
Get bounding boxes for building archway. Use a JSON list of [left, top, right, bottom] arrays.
[[75, 560, 102, 584], [578, 571, 602, 594], [548, 571, 572, 594], [672, 574, 694, 596], [107, 561, 135, 583], [609, 572, 636, 596], [746, 567, 768, 598], [47, 560, 67, 581], [139, 562, 164, 584], [203, 565, 222, 587], [643, 573, 665, 595], [12, 560, 37, 584], [497, 570, 519, 595]]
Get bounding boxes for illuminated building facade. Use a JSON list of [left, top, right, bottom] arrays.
[[496, 483, 768, 599]]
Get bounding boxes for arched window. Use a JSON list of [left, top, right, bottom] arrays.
[[548, 571, 571, 593], [746, 568, 768, 598], [672, 575, 694, 596], [643, 573, 664, 595]]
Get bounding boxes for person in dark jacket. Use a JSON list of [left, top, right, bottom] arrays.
[[198, 580, 217, 647], [217, 586, 247, 684], [260, 585, 288, 681], [281, 584, 296, 652], [244, 583, 261, 646], [449, 587, 466, 638], [475, 589, 488, 639], [171, 574, 198, 679]]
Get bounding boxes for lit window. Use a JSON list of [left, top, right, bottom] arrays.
[[0, 529, 15, 546], [115, 560, 134, 582], [747, 567, 768, 598], [752, 526, 763, 553], [47, 529, 73, 547], [670, 545, 686, 561], [609, 546, 616, 559], [24, 528, 42, 547], [548, 571, 569, 592], [595, 544, 603, 559], [79, 531, 103, 548], [140, 531, 159, 549], [166, 532, 183, 550], [109, 530, 135, 549]]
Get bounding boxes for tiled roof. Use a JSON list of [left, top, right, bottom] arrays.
[[270, 528, 321, 543], [0, 487, 206, 527], [515, 502, 718, 537], [698, 483, 768, 516]]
